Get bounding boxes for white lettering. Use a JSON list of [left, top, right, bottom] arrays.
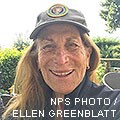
[[89, 98, 95, 105], [49, 110, 55, 117], [111, 110, 116, 117], [85, 110, 90, 117], [13, 110, 18, 117], [20, 110, 25, 117], [78, 110, 83, 117], [71, 110, 76, 117], [65, 98, 70, 105], [82, 98, 88, 105], [64, 110, 69, 117], [92, 110, 98, 117], [32, 110, 37, 117], [58, 98, 64, 105], [51, 98, 57, 105], [75, 98, 80, 105], [104, 98, 110, 105], [97, 98, 102, 105], [98, 110, 104, 117], [38, 110, 44, 117], [104, 110, 109, 117], [57, 110, 62, 117], [26, 110, 31, 117], [48, 109, 116, 118]]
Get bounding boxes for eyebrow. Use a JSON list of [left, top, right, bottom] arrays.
[[39, 38, 54, 43], [66, 36, 80, 42], [38, 35, 80, 44]]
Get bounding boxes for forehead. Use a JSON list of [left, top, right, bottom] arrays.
[[38, 23, 80, 37]]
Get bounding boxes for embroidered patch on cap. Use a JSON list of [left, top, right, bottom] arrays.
[[47, 4, 68, 18]]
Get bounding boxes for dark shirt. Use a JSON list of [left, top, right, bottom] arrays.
[[44, 74, 120, 120], [63, 75, 120, 120], [3, 74, 120, 120]]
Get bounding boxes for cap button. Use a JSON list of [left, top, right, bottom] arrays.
[[47, 4, 68, 18]]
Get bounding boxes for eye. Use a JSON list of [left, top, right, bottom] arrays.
[[66, 42, 80, 51], [41, 44, 56, 52]]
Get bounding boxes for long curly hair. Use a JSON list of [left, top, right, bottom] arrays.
[[3, 32, 100, 120]]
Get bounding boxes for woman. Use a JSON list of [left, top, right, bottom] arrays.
[[3, 4, 120, 120]]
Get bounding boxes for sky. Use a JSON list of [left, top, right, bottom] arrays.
[[0, 0, 120, 48]]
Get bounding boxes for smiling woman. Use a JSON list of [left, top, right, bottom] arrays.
[[2, 4, 120, 120], [37, 23, 92, 95]]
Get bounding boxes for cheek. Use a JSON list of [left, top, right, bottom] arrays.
[[74, 50, 88, 67], [37, 53, 52, 82], [38, 53, 49, 69], [37, 55, 48, 81]]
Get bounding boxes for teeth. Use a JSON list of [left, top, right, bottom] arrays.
[[51, 70, 73, 76]]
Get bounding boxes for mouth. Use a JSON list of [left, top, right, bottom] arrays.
[[50, 69, 74, 77]]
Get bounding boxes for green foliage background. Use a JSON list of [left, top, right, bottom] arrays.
[[100, 0, 120, 33], [93, 37, 120, 58], [93, 37, 120, 67], [93, 37, 120, 83], [0, 48, 23, 91]]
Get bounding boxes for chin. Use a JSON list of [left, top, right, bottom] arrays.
[[54, 87, 76, 95]]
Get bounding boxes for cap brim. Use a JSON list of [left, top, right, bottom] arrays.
[[30, 20, 90, 40]]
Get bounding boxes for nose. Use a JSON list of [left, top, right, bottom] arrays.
[[53, 47, 69, 65]]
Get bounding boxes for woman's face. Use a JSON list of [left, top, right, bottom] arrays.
[[37, 24, 91, 95]]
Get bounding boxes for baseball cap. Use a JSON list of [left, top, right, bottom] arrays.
[[30, 4, 90, 40]]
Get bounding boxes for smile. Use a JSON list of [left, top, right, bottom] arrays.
[[50, 70, 74, 77]]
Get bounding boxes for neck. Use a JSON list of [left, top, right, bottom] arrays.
[[55, 92, 64, 110], [55, 92, 64, 99], [54, 92, 64, 120]]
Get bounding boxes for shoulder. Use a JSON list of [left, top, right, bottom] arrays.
[[87, 81, 120, 119], [87, 80, 120, 98]]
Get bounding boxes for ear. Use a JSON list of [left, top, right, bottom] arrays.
[[86, 47, 92, 68]]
